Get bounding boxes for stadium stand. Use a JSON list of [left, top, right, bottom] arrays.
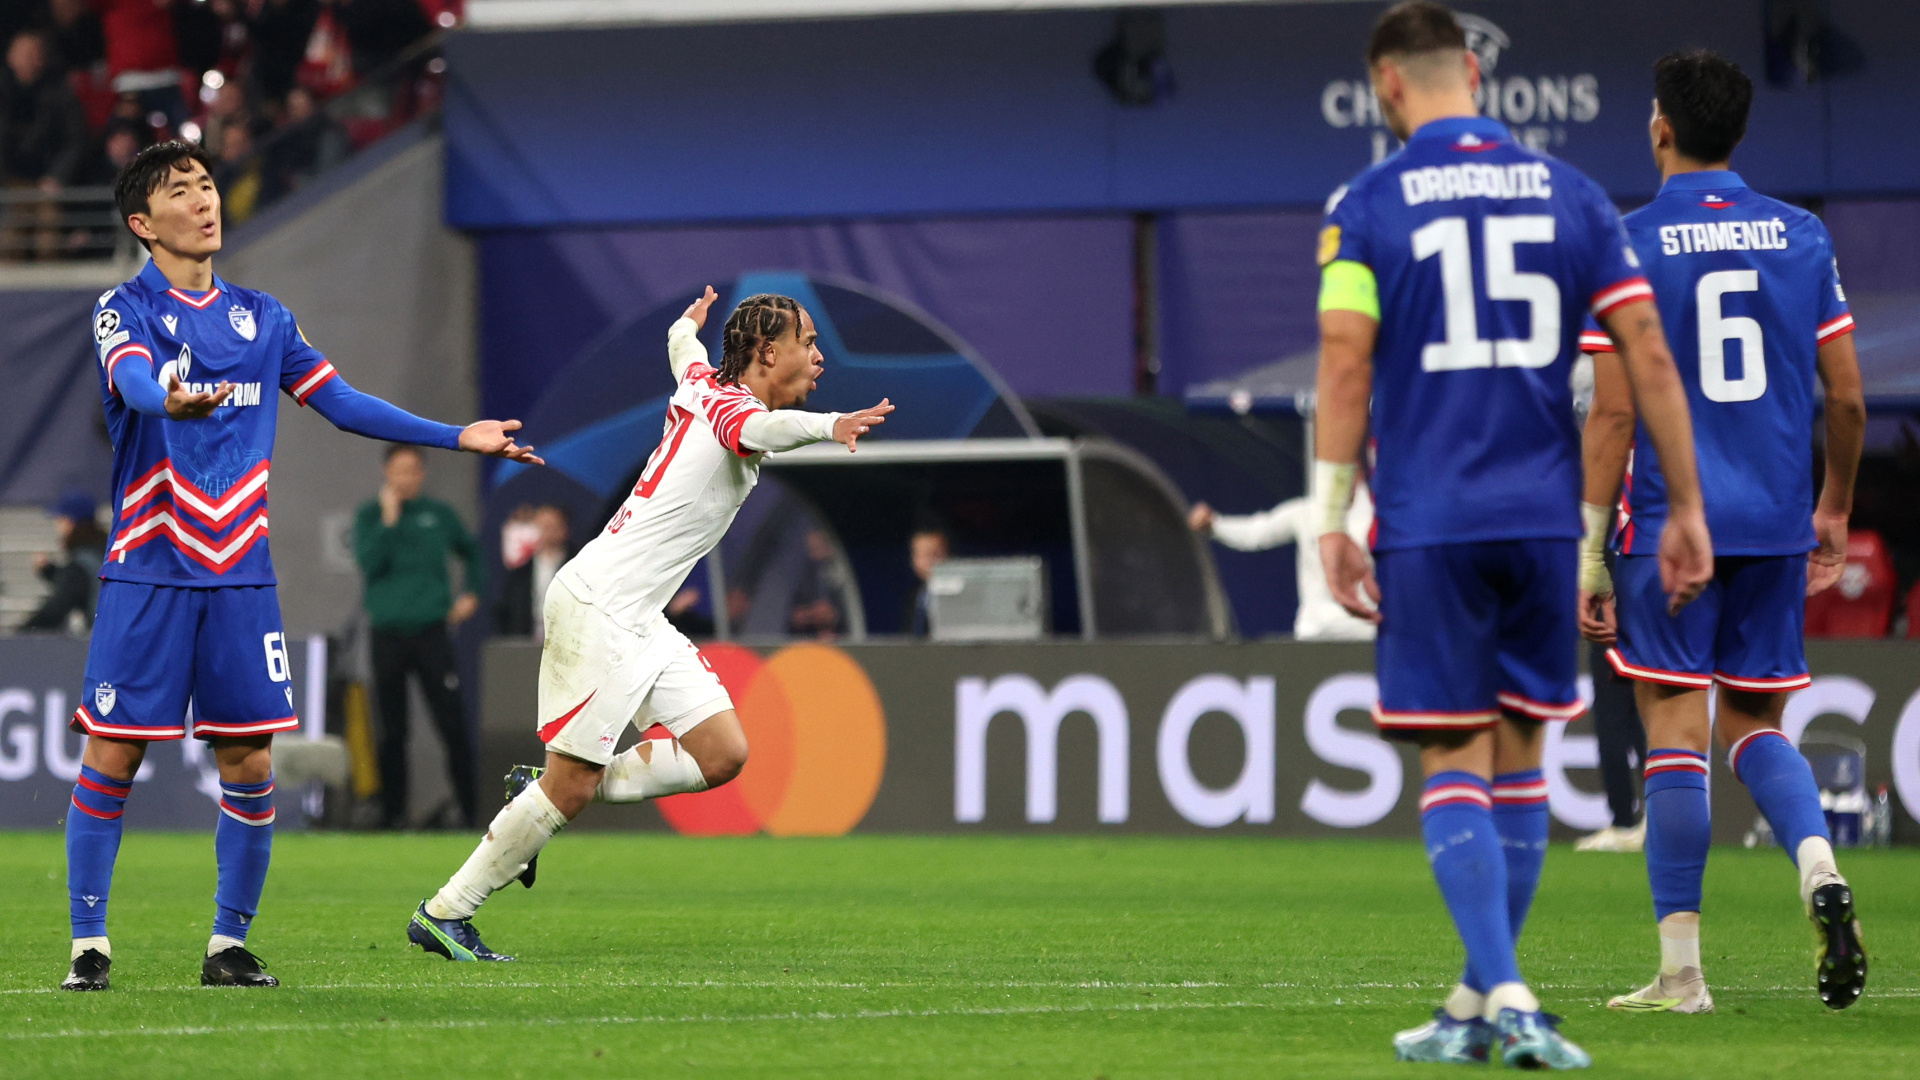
[[0, 0, 452, 259]]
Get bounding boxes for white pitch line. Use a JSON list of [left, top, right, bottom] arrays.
[[3, 979, 1914, 999], [2, 998, 1272, 1041], [0, 978, 1231, 996]]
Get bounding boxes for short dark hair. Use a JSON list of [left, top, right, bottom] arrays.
[[1654, 50, 1752, 164], [385, 443, 424, 463], [1366, 1, 1466, 66], [113, 140, 215, 251], [717, 294, 804, 384]]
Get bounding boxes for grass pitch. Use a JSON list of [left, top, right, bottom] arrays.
[[0, 832, 1913, 1078]]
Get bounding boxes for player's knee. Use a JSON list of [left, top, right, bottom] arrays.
[[542, 771, 599, 820], [698, 736, 748, 788]]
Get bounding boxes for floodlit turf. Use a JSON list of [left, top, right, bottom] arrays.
[[0, 832, 1913, 1078]]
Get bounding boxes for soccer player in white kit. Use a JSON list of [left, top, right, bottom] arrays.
[[408, 287, 893, 960]]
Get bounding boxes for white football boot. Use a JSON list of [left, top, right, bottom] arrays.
[[1607, 967, 1714, 1013], [1573, 821, 1645, 853]]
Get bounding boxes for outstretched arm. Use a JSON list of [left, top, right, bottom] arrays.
[[114, 358, 234, 419], [670, 286, 720, 380], [304, 375, 543, 463], [740, 399, 893, 454], [1204, 498, 1308, 552]]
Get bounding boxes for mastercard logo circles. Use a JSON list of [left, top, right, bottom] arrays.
[[654, 643, 886, 837]]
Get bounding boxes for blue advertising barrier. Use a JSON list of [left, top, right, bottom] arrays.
[[0, 636, 322, 830]]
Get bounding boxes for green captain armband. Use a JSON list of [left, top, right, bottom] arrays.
[[1318, 259, 1380, 320]]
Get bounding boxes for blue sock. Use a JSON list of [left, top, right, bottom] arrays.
[[66, 765, 131, 939], [1422, 772, 1521, 992], [1642, 750, 1711, 919], [1730, 730, 1830, 865], [213, 775, 275, 941], [1462, 770, 1550, 993], [1492, 770, 1550, 939]]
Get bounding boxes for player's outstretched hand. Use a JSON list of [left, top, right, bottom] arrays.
[[460, 419, 545, 464], [1807, 509, 1849, 596], [1319, 532, 1382, 624], [682, 286, 720, 330], [1188, 503, 1216, 534], [1578, 589, 1617, 645], [832, 398, 894, 453], [1657, 507, 1713, 615], [164, 374, 233, 419]]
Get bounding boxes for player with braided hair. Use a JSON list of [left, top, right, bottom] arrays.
[[408, 287, 892, 961], [717, 293, 804, 384]]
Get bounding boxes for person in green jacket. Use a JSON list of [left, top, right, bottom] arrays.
[[354, 444, 484, 828]]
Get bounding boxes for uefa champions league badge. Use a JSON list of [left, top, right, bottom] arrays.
[[229, 306, 257, 341], [94, 683, 117, 715]]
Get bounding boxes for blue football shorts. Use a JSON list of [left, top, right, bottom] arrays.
[[72, 581, 301, 741], [1373, 538, 1584, 738], [1607, 553, 1811, 693]]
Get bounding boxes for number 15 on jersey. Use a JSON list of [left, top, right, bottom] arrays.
[[1413, 214, 1560, 372]]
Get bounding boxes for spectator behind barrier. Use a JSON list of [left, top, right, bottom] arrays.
[[0, 29, 88, 261], [789, 529, 847, 639], [90, 0, 188, 129], [19, 489, 106, 635], [901, 526, 949, 637], [353, 443, 483, 829], [494, 503, 571, 640]]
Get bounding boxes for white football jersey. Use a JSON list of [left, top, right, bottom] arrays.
[[555, 358, 773, 636]]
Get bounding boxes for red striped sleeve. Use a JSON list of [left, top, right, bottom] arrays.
[[1816, 313, 1855, 344], [1578, 330, 1615, 354], [703, 388, 766, 454], [104, 343, 152, 394], [1590, 277, 1655, 320], [287, 361, 337, 405]]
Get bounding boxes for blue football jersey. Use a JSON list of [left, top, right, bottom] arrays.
[[1578, 171, 1851, 557], [1323, 117, 1650, 550], [93, 260, 337, 586]]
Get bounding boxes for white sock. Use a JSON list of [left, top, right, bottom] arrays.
[[1443, 982, 1484, 1021], [208, 933, 247, 958], [597, 739, 708, 803], [1796, 836, 1840, 904], [1482, 982, 1541, 1020], [1657, 913, 1701, 976], [426, 783, 568, 921], [71, 936, 109, 961]]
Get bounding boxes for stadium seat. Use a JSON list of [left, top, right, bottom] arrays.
[[1805, 529, 1895, 638], [1906, 581, 1920, 639]]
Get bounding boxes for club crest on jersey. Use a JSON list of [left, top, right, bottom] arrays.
[[162, 313, 178, 334], [229, 306, 257, 341], [94, 683, 116, 715]]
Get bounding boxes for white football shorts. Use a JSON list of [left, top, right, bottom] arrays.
[[535, 577, 733, 766]]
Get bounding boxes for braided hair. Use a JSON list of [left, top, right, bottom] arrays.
[[717, 294, 804, 385]]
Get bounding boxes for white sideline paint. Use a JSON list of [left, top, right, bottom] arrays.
[[3, 999, 1271, 1040]]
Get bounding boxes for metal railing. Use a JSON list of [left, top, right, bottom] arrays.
[[0, 186, 143, 263]]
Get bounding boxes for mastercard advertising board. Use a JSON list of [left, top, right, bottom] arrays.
[[475, 639, 1920, 844]]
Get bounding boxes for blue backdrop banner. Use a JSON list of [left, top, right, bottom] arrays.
[[444, 0, 1918, 229]]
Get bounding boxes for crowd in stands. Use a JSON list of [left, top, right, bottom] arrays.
[[0, 0, 454, 258]]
